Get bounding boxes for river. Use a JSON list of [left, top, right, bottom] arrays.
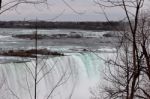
[[0, 28, 117, 99]]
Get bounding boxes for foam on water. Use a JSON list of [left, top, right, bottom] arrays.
[[0, 28, 117, 99], [0, 52, 114, 99]]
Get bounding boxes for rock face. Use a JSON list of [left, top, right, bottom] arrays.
[[0, 49, 64, 58]]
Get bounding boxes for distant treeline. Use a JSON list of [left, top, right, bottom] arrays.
[[0, 21, 125, 30]]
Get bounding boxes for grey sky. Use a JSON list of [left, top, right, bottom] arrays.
[[0, 0, 148, 21]]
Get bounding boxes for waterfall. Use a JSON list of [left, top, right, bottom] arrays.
[[0, 52, 113, 99]]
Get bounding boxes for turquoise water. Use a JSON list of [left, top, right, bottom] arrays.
[[0, 52, 114, 99], [0, 28, 117, 99]]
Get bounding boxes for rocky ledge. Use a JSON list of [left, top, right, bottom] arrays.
[[12, 32, 83, 40], [12, 34, 50, 40], [0, 49, 64, 58]]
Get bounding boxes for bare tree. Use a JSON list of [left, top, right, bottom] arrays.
[[91, 0, 150, 99], [0, 0, 47, 14], [0, 0, 2, 9]]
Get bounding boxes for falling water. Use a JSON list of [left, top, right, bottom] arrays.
[[0, 52, 114, 99], [0, 28, 117, 99]]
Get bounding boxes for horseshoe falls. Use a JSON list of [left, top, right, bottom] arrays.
[[0, 28, 118, 99], [0, 52, 114, 99]]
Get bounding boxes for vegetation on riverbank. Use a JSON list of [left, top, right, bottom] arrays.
[[0, 49, 64, 58]]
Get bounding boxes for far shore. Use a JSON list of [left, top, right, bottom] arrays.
[[0, 21, 124, 31]]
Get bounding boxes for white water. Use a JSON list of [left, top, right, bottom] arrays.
[[0, 52, 114, 99], [0, 28, 117, 99], [0, 28, 108, 37]]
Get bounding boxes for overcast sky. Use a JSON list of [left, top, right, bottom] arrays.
[[0, 0, 149, 21]]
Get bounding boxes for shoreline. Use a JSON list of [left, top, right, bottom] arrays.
[[0, 21, 124, 31]]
